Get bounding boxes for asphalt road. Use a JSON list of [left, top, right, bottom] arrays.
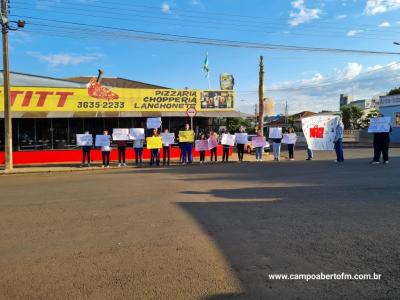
[[1, 148, 400, 299]]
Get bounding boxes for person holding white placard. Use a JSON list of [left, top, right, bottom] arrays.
[[101, 130, 111, 168], [162, 129, 171, 166], [371, 124, 392, 164], [134, 138, 144, 166], [286, 127, 297, 160], [198, 132, 207, 164], [80, 131, 92, 167], [269, 128, 283, 161], [116, 140, 127, 167], [236, 126, 246, 162], [221, 130, 232, 163]]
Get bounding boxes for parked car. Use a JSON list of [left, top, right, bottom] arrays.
[[245, 134, 270, 153]]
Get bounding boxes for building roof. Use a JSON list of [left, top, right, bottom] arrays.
[[0, 71, 86, 88], [64, 76, 169, 89]]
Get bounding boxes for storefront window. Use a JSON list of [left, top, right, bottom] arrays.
[[395, 112, 400, 127], [18, 119, 35, 150], [35, 119, 52, 150], [67, 119, 84, 148], [52, 119, 69, 149]]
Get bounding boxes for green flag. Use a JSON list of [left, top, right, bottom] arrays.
[[203, 53, 209, 78]]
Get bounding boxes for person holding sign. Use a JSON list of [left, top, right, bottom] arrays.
[[334, 121, 345, 163], [116, 140, 127, 167], [162, 129, 172, 166], [180, 124, 194, 165], [134, 139, 144, 166], [80, 131, 92, 167], [370, 118, 392, 164], [101, 130, 111, 168], [284, 127, 297, 160], [209, 130, 219, 162], [269, 127, 283, 161], [198, 133, 207, 164], [235, 126, 247, 162], [149, 128, 161, 167], [254, 130, 265, 162], [221, 130, 234, 163]]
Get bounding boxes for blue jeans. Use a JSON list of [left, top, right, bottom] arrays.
[[334, 139, 344, 162], [183, 143, 193, 163], [134, 148, 143, 164], [273, 142, 281, 159], [307, 148, 313, 159], [255, 147, 263, 160]]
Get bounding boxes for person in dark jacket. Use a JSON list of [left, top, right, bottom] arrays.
[[371, 125, 392, 164]]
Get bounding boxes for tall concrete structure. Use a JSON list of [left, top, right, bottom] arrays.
[[340, 94, 351, 108], [263, 98, 275, 116]]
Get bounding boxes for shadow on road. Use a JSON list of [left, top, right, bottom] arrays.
[[176, 159, 400, 299]]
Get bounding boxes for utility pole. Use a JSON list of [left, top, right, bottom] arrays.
[[258, 56, 264, 133], [2, 0, 12, 171]]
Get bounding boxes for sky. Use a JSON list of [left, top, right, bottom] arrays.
[[5, 0, 400, 114]]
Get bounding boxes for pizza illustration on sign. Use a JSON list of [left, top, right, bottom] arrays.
[[310, 125, 325, 138], [87, 77, 119, 100]]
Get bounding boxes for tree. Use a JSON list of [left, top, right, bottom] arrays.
[[360, 109, 380, 129], [341, 104, 364, 129], [226, 118, 255, 133], [387, 87, 400, 96]]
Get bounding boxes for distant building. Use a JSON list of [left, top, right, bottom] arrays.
[[350, 99, 378, 110], [263, 98, 275, 116], [340, 94, 351, 108], [379, 94, 400, 143], [264, 111, 315, 132]]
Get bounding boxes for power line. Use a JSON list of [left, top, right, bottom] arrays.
[[12, 15, 400, 56]]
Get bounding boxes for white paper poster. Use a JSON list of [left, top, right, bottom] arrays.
[[282, 133, 297, 144], [161, 133, 175, 145], [368, 117, 391, 133], [235, 133, 248, 144], [221, 133, 235, 146], [76, 134, 93, 146], [269, 127, 283, 139], [146, 117, 162, 129], [95, 135, 111, 147], [302, 115, 340, 151], [112, 128, 130, 141], [129, 128, 145, 140]]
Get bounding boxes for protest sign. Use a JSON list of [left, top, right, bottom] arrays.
[[269, 127, 283, 139], [251, 136, 266, 148], [282, 133, 297, 144], [179, 130, 195, 142], [302, 115, 340, 151], [112, 128, 130, 141], [146, 137, 163, 149], [368, 117, 391, 133], [146, 117, 162, 129], [95, 135, 111, 147], [129, 128, 145, 140], [161, 133, 175, 145], [221, 133, 235, 146], [76, 134, 93, 146], [208, 137, 218, 149], [235, 133, 248, 144], [195, 140, 210, 151]]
